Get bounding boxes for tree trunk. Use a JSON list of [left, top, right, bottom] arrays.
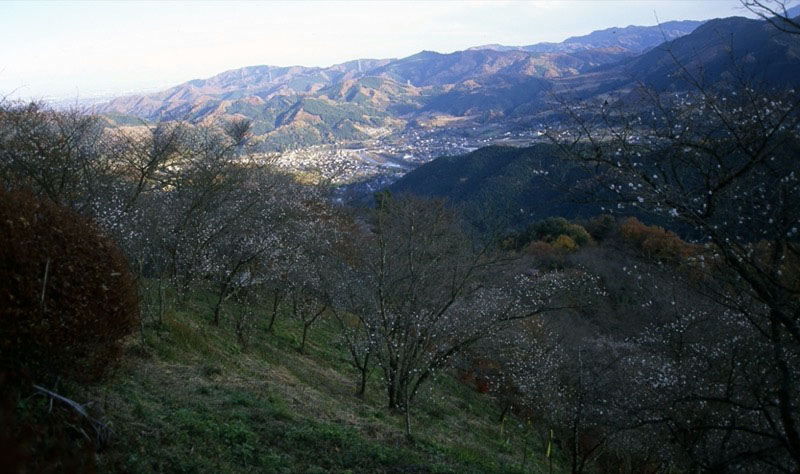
[[771, 314, 800, 472], [156, 278, 166, 326], [498, 402, 511, 423], [387, 368, 399, 409], [300, 323, 309, 354], [267, 290, 281, 332], [356, 352, 370, 399], [404, 384, 412, 440], [212, 296, 223, 326]]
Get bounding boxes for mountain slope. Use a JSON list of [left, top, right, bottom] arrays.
[[96, 15, 800, 151], [99, 60, 389, 120], [97, 16, 695, 141], [390, 145, 602, 228], [82, 291, 550, 473], [548, 14, 800, 99], [621, 15, 800, 90], [96, 48, 628, 148], [469, 20, 704, 54]]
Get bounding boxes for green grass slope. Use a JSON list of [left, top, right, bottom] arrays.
[[68, 289, 562, 473]]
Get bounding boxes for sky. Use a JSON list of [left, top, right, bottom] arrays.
[[0, 0, 762, 102]]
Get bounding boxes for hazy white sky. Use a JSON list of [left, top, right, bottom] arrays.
[[0, 1, 759, 101]]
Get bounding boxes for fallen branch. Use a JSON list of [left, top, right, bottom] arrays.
[[33, 384, 112, 447]]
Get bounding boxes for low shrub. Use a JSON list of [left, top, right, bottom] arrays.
[[0, 189, 138, 385]]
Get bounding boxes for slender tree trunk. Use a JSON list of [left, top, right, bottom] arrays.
[[571, 416, 580, 474], [213, 296, 223, 326], [300, 323, 309, 354], [156, 277, 166, 326], [771, 314, 800, 472], [235, 310, 248, 348], [387, 368, 398, 409], [521, 424, 530, 470], [212, 282, 229, 326], [357, 352, 370, 399], [139, 308, 146, 344], [267, 290, 281, 332], [498, 402, 511, 423], [404, 383, 412, 440]]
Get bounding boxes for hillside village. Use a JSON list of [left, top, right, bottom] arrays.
[[272, 127, 544, 186]]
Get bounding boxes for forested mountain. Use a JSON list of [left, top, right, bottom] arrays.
[[97, 14, 800, 151], [389, 145, 601, 227], [96, 46, 629, 148], [390, 13, 800, 231], [586, 14, 800, 93], [388, 144, 686, 233]]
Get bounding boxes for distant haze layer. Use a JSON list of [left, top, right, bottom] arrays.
[[0, 0, 754, 101]]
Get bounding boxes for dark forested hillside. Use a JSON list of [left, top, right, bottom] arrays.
[[620, 15, 800, 90], [389, 144, 604, 228]]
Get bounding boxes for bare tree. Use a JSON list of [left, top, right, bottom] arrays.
[[108, 121, 187, 212], [0, 102, 111, 213], [741, 0, 800, 35]]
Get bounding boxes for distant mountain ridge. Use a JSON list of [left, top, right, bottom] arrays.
[[468, 20, 705, 54], [576, 14, 800, 95], [97, 14, 800, 150], [387, 12, 800, 228], [97, 46, 633, 148]]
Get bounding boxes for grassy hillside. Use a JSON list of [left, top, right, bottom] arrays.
[[67, 288, 561, 473]]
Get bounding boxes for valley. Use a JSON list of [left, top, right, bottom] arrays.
[[3, 3, 800, 473], [270, 124, 544, 189], [93, 10, 800, 199]]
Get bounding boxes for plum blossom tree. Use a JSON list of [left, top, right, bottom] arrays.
[[344, 195, 589, 438], [548, 43, 800, 468]]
